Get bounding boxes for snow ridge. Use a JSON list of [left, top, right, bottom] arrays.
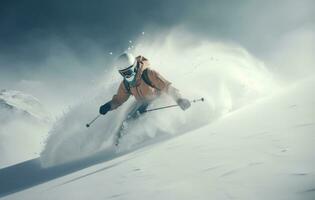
[[0, 90, 51, 168]]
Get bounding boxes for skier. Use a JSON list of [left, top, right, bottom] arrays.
[[99, 53, 191, 144]]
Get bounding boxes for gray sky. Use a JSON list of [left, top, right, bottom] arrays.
[[1, 0, 313, 69]]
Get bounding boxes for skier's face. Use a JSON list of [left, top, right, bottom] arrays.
[[125, 72, 136, 82]]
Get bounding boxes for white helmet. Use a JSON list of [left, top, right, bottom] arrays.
[[115, 53, 137, 82], [115, 53, 136, 71]]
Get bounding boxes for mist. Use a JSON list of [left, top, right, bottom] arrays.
[[40, 29, 282, 167]]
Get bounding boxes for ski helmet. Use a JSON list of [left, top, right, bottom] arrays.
[[115, 53, 137, 82]]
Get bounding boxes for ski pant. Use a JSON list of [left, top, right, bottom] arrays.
[[126, 101, 150, 120], [115, 101, 151, 145]]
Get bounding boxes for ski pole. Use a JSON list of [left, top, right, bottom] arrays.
[[86, 98, 204, 127], [86, 114, 101, 128], [144, 97, 205, 113]]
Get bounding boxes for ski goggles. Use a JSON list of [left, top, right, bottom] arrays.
[[119, 63, 137, 78]]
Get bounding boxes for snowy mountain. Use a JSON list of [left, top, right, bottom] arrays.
[[0, 78, 314, 200], [0, 89, 51, 168], [0, 89, 50, 122]]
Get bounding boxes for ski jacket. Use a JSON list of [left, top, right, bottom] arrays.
[[110, 55, 182, 110]]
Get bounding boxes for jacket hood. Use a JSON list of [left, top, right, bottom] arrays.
[[135, 55, 150, 83]]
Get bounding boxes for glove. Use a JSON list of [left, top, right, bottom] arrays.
[[99, 102, 111, 115], [177, 98, 191, 111]]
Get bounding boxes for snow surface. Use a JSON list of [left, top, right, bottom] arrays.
[[1, 78, 314, 200]]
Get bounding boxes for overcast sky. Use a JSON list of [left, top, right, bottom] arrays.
[[1, 0, 313, 69]]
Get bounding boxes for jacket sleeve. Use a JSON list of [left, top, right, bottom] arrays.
[[147, 69, 182, 101], [110, 82, 130, 110]]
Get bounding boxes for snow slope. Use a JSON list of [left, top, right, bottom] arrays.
[[1, 78, 314, 200]]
